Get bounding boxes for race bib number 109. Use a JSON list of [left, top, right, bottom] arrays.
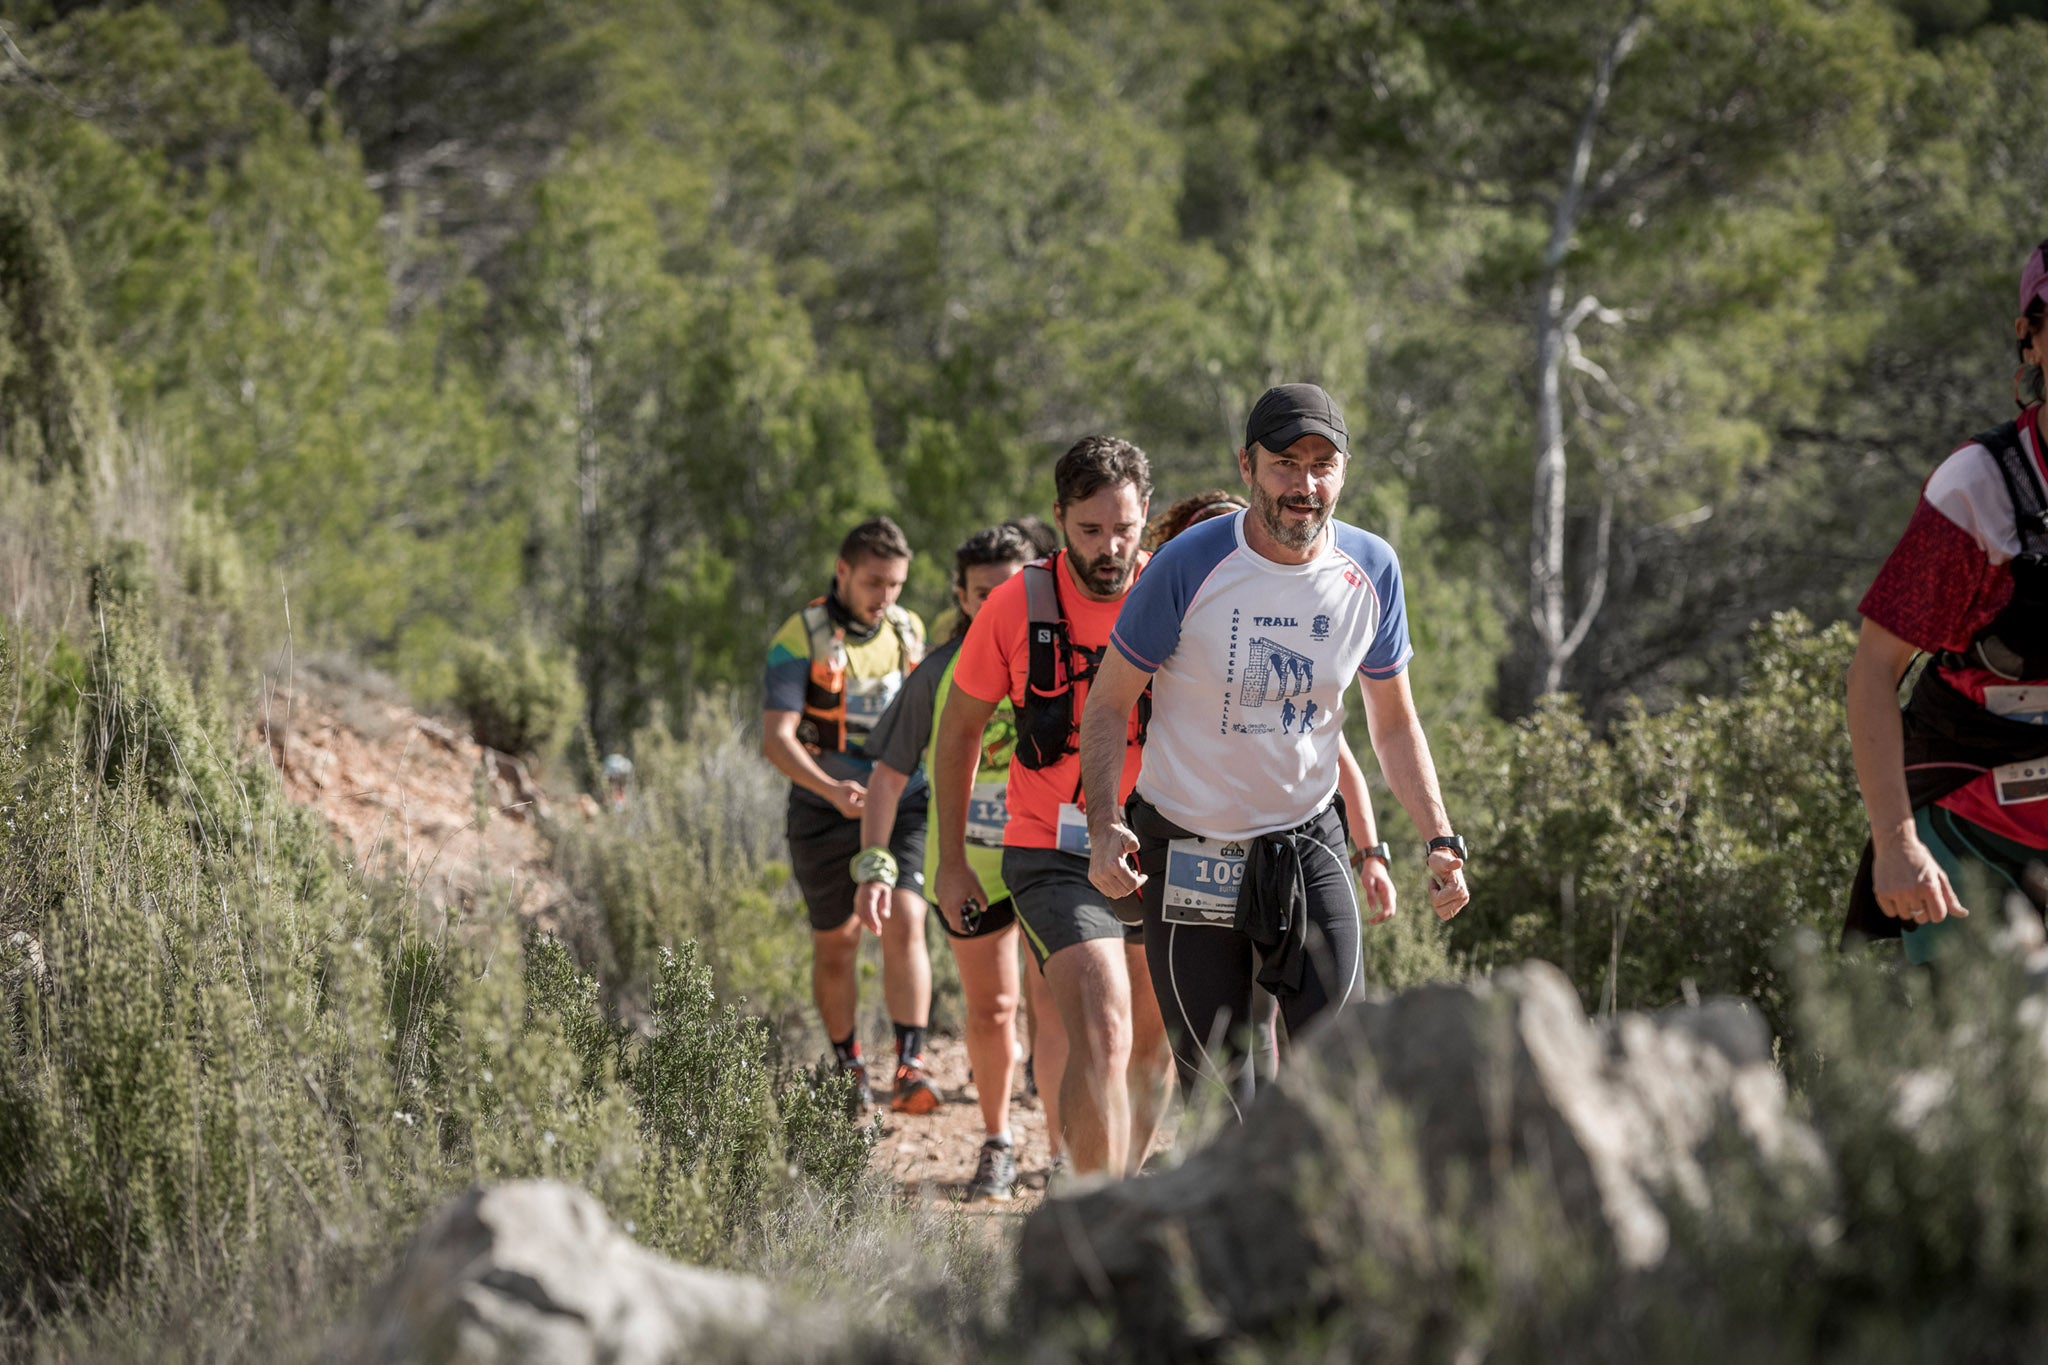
[[1162, 837, 1245, 927]]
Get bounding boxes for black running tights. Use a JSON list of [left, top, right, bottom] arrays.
[[1129, 795, 1361, 1117]]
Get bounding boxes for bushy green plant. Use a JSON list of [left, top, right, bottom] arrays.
[[1026, 933, 2048, 1365], [1356, 889, 1461, 994], [1507, 935, 2048, 1365], [450, 632, 583, 757], [1441, 612, 1864, 1028], [0, 610, 873, 1350], [550, 697, 816, 1028], [550, 691, 978, 1066]]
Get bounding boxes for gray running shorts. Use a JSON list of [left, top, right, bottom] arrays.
[[1002, 845, 1144, 969]]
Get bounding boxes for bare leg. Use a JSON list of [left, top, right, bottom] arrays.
[[1124, 941, 1176, 1173], [1043, 938, 1135, 1177], [1026, 954, 1067, 1160], [949, 923, 1021, 1136], [1022, 936, 1040, 1069], [812, 919, 863, 1043], [878, 888, 932, 1032]]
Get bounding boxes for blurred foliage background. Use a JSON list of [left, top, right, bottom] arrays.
[[9, 0, 2040, 739]]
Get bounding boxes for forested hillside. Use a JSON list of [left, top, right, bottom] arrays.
[[6, 0, 2041, 738]]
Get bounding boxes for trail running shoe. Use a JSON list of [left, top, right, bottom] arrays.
[[966, 1136, 1016, 1203], [838, 1060, 872, 1117], [890, 1057, 942, 1115]]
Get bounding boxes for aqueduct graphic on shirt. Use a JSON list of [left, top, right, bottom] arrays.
[[1240, 636, 1314, 707]]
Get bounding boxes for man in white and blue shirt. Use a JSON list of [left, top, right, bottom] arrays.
[[1079, 383, 1469, 1113]]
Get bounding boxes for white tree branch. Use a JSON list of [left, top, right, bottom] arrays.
[[1542, 7, 1650, 274], [1558, 492, 1615, 663]]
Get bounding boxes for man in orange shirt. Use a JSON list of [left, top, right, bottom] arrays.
[[932, 437, 1174, 1180]]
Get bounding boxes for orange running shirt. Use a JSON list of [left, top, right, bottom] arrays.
[[950, 550, 1147, 850]]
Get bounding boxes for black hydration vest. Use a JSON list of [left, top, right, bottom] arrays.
[[1012, 559, 1149, 771], [1940, 421, 2048, 681], [1841, 421, 2048, 945]]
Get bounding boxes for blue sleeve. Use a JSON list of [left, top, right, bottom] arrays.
[[1111, 524, 1233, 672], [764, 613, 811, 711], [1357, 536, 1412, 679]]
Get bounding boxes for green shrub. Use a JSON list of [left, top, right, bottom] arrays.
[[1042, 934, 2048, 1365], [550, 696, 818, 1031], [450, 632, 583, 758], [0, 611, 873, 1347], [1439, 612, 1864, 1029], [549, 691, 978, 1062]]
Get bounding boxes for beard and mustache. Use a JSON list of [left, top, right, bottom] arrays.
[[1064, 477, 1330, 589], [1069, 545, 1139, 597], [1249, 480, 1333, 551]]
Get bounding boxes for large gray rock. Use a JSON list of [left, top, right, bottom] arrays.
[[1016, 961, 1826, 1358], [326, 1180, 776, 1365]]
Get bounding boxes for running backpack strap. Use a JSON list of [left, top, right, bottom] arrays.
[[801, 600, 835, 655], [1014, 563, 1076, 770], [798, 600, 847, 753], [1023, 563, 1061, 696], [1955, 422, 2048, 678], [1973, 422, 2048, 553], [884, 603, 926, 670]]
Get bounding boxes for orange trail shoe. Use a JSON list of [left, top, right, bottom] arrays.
[[890, 1057, 942, 1115]]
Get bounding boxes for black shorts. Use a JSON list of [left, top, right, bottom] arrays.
[[786, 793, 928, 932], [1003, 846, 1145, 969], [938, 894, 1017, 940]]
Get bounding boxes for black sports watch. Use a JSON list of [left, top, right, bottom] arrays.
[[1349, 841, 1392, 871], [1427, 834, 1468, 861]]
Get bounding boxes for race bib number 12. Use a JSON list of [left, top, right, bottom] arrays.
[[1162, 837, 1245, 927], [966, 780, 1009, 848]]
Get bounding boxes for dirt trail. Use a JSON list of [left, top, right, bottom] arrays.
[[867, 1033, 1056, 1214], [870, 1031, 1186, 1213]]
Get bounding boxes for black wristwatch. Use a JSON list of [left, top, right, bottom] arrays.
[[1349, 841, 1391, 870], [1427, 834, 1468, 861]]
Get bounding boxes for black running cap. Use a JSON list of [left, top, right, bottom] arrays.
[[1244, 383, 1348, 456]]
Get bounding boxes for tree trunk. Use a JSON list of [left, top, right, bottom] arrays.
[[1528, 9, 1644, 703], [571, 291, 605, 746]]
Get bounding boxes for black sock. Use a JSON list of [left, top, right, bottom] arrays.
[[832, 1033, 861, 1067], [893, 1022, 926, 1064]]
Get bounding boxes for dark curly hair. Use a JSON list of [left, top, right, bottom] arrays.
[[1145, 488, 1246, 550], [955, 523, 1035, 590], [1054, 436, 1152, 510]]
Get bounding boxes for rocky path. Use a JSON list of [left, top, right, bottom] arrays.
[[868, 1033, 1055, 1213], [870, 1032, 1185, 1210]]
